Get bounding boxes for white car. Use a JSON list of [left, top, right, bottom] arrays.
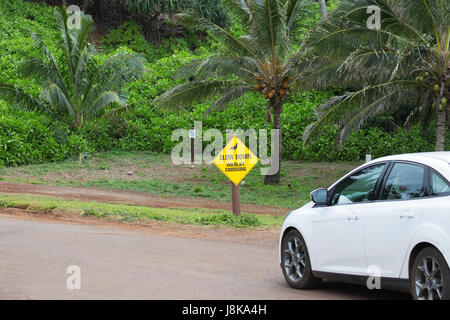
[[280, 152, 450, 300]]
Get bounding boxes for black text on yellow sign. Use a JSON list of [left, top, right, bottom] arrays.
[[213, 136, 259, 186]]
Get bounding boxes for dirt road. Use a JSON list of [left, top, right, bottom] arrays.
[[0, 211, 410, 300]]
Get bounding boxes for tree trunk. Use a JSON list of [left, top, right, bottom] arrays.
[[140, 13, 162, 43], [93, 0, 102, 18], [447, 105, 450, 127], [317, 0, 327, 19], [436, 107, 446, 151], [264, 98, 282, 185]]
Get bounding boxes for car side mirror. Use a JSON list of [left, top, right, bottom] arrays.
[[310, 188, 328, 205]]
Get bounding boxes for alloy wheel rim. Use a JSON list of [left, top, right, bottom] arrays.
[[415, 256, 443, 300], [283, 237, 307, 282]]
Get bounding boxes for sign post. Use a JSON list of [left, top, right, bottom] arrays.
[[231, 182, 241, 217], [213, 135, 259, 216], [189, 129, 196, 164]]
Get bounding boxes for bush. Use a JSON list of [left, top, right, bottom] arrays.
[[0, 0, 58, 93], [298, 125, 434, 161], [196, 212, 261, 227], [0, 104, 91, 166]]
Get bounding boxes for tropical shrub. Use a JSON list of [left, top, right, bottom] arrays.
[[0, 103, 91, 167]]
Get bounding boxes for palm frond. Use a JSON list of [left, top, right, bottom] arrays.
[[55, 6, 75, 83], [177, 56, 259, 81], [71, 13, 95, 59], [28, 33, 69, 96], [83, 53, 144, 106], [404, 90, 434, 128], [308, 0, 432, 59], [250, 0, 286, 61], [87, 90, 123, 119], [204, 85, 253, 116], [19, 58, 68, 97], [285, 0, 309, 40], [178, 11, 262, 59], [392, 0, 448, 48], [0, 84, 49, 113], [225, 0, 253, 25], [156, 79, 249, 109], [42, 82, 74, 118], [303, 80, 430, 147]]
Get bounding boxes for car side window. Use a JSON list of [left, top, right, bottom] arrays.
[[380, 163, 426, 200], [431, 171, 450, 196], [332, 163, 386, 205]]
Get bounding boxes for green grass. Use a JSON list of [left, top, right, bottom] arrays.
[[0, 194, 283, 228], [0, 151, 361, 209]]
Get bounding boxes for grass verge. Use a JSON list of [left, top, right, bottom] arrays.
[[0, 194, 283, 229], [0, 151, 360, 208]]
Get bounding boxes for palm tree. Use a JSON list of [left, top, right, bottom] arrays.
[[0, 6, 144, 130], [157, 0, 313, 185], [302, 0, 449, 151]]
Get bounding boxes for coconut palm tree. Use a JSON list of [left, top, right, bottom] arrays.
[[157, 0, 313, 185], [0, 6, 144, 130], [302, 0, 449, 151]]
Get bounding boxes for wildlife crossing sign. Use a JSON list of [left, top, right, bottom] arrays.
[[213, 136, 259, 186]]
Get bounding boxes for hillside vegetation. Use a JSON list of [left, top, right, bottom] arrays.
[[0, 0, 446, 168]]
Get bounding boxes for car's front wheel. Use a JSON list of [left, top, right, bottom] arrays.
[[281, 229, 321, 289], [411, 247, 450, 300]]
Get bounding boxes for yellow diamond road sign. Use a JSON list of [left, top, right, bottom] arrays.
[[213, 136, 259, 186]]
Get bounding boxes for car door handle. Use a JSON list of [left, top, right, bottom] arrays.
[[400, 211, 415, 219], [347, 214, 360, 221]]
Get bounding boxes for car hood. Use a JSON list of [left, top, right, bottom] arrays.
[[288, 201, 315, 216]]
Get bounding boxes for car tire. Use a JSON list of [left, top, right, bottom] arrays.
[[281, 229, 321, 289], [410, 246, 450, 300]]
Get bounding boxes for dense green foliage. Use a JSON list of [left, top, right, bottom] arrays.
[[0, 0, 92, 166], [115, 88, 435, 161], [302, 0, 449, 151], [0, 101, 91, 167], [0, 0, 446, 168], [0, 6, 144, 129]]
